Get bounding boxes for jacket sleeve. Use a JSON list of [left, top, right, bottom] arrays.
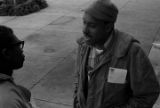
[[115, 43, 160, 108], [0, 97, 32, 108], [0, 84, 33, 108]]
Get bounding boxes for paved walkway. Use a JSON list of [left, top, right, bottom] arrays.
[[0, 0, 160, 107]]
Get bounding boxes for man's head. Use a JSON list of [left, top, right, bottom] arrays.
[[82, 0, 118, 46], [0, 25, 25, 70]]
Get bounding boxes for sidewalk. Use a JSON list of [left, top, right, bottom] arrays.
[[0, 0, 160, 107]]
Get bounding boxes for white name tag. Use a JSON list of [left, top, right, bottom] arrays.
[[107, 67, 127, 84]]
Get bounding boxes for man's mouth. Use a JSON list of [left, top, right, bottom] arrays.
[[84, 34, 91, 39]]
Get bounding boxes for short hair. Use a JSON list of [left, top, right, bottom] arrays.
[[0, 25, 18, 50]]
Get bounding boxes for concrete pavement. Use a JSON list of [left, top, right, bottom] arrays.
[[0, 0, 160, 107]]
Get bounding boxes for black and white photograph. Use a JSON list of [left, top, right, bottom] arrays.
[[0, 0, 159, 108]]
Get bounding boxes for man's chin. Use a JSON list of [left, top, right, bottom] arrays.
[[85, 40, 96, 46], [13, 64, 24, 70], [84, 37, 96, 46]]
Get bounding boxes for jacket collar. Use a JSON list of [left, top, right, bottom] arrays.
[[0, 73, 13, 82], [77, 29, 139, 58], [113, 30, 139, 58]]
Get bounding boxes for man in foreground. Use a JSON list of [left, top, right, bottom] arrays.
[[73, 0, 160, 108], [0, 25, 33, 108]]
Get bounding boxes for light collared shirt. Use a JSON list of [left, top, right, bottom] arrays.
[[87, 33, 115, 81]]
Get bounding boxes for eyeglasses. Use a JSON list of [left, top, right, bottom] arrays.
[[17, 41, 24, 49], [7, 41, 24, 50]]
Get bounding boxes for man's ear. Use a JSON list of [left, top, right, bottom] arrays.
[[1, 48, 11, 59]]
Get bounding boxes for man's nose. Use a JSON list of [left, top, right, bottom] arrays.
[[19, 47, 24, 54], [83, 25, 89, 35]]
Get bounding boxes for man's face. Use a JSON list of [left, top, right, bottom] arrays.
[[5, 36, 25, 69], [83, 13, 111, 46]]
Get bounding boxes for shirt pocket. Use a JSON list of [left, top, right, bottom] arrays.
[[103, 82, 129, 105]]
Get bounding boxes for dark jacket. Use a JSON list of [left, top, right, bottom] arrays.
[[0, 73, 32, 108], [74, 30, 160, 108]]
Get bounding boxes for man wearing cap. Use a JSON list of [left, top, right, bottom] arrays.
[[73, 0, 160, 108], [0, 25, 34, 108]]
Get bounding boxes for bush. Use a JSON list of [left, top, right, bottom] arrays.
[[16, 0, 28, 5], [0, 0, 48, 16]]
